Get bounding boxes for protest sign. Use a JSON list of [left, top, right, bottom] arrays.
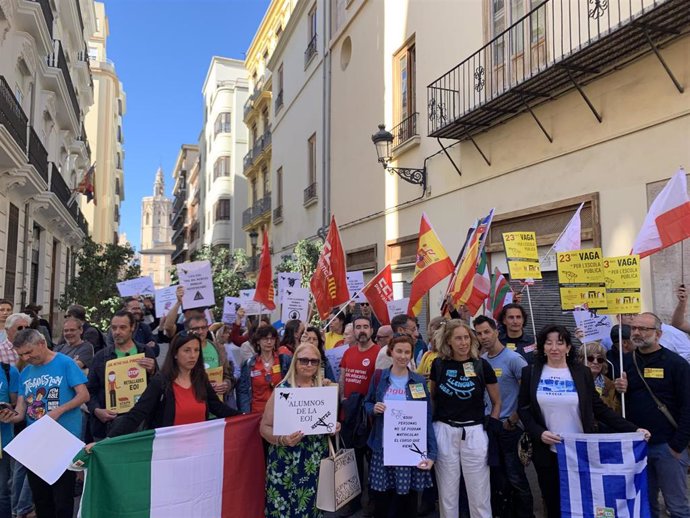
[[116, 276, 155, 298], [178, 261, 215, 309], [240, 289, 264, 315], [556, 249, 607, 310], [572, 309, 613, 343], [346, 271, 366, 303], [325, 345, 347, 382], [502, 232, 542, 280], [222, 297, 246, 326], [273, 386, 338, 436], [206, 366, 224, 400], [601, 255, 641, 315], [281, 287, 310, 322], [383, 400, 427, 467], [224, 343, 243, 379], [278, 272, 302, 303], [154, 286, 178, 318], [104, 353, 147, 413], [386, 298, 410, 319]]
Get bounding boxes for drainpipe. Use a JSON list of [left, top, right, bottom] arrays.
[[321, 0, 332, 231], [20, 201, 31, 310]]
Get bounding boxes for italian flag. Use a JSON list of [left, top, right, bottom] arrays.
[[76, 414, 264, 518]]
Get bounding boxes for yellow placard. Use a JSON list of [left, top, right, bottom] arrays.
[[600, 255, 641, 315], [206, 366, 224, 400], [502, 232, 542, 280], [105, 353, 147, 414], [556, 248, 607, 310]]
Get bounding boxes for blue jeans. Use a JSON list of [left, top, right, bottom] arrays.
[[0, 454, 11, 518], [647, 443, 690, 518], [10, 459, 32, 516]]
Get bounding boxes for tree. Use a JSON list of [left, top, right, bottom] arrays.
[[276, 239, 323, 324], [60, 237, 140, 329]]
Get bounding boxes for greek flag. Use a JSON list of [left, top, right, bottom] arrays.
[[556, 433, 650, 518]]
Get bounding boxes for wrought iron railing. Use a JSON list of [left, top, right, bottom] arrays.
[[392, 112, 419, 148], [252, 135, 265, 157], [76, 207, 88, 235], [50, 165, 72, 210], [46, 40, 80, 121], [0, 76, 28, 152], [242, 207, 253, 227], [274, 91, 284, 112], [273, 205, 282, 222], [243, 96, 254, 119], [255, 193, 271, 218], [263, 127, 272, 148], [303, 182, 317, 205], [304, 34, 317, 67], [243, 150, 254, 173], [427, 0, 669, 135], [30, 0, 54, 38], [28, 129, 49, 185]]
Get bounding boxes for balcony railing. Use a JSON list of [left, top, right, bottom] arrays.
[[427, 0, 689, 140], [50, 165, 72, 211], [0, 76, 28, 153], [30, 0, 54, 38], [252, 135, 265, 157], [243, 96, 254, 119], [275, 91, 284, 112], [255, 192, 271, 218], [392, 112, 419, 148], [304, 34, 318, 67], [243, 150, 254, 173], [28, 128, 48, 185], [263, 128, 272, 148], [46, 39, 80, 121], [242, 206, 253, 227], [76, 207, 88, 235], [304, 182, 317, 205], [273, 205, 283, 222]]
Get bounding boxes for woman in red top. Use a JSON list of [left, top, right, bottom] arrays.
[[237, 326, 286, 414], [277, 319, 304, 356]]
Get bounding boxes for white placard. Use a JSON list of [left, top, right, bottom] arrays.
[[116, 276, 155, 298], [573, 309, 613, 343], [278, 272, 302, 303], [178, 260, 215, 309], [273, 386, 339, 436], [281, 287, 310, 322], [325, 345, 347, 383], [224, 343, 244, 379], [386, 298, 410, 319], [346, 271, 366, 303], [383, 400, 427, 467], [4, 416, 85, 484], [154, 286, 178, 318], [240, 289, 264, 315], [222, 297, 246, 325]]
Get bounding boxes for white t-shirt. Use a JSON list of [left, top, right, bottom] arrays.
[[536, 365, 583, 451]]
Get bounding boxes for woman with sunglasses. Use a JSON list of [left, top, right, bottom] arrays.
[[260, 342, 339, 518], [237, 325, 285, 414], [578, 342, 619, 413], [300, 326, 336, 381]]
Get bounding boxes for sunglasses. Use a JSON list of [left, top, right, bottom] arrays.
[[587, 356, 605, 364], [297, 358, 321, 366], [15, 326, 26, 331], [359, 303, 370, 307]]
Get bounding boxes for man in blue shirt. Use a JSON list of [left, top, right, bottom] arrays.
[[7, 329, 88, 518], [0, 358, 19, 517]]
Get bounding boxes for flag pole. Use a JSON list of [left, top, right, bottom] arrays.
[[618, 316, 626, 418], [525, 284, 538, 341], [321, 290, 364, 331]]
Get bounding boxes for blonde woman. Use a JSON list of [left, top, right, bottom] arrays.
[[260, 342, 339, 518], [578, 341, 619, 413], [429, 319, 501, 518]]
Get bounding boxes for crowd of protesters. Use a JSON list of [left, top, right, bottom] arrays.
[[0, 282, 687, 518]]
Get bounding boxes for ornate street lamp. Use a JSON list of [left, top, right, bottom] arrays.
[[371, 123, 427, 191], [249, 230, 259, 270]]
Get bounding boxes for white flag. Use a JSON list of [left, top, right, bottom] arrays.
[[553, 202, 584, 253]]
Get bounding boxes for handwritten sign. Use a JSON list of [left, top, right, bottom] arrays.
[[556, 249, 607, 310], [273, 386, 338, 436], [386, 298, 410, 319], [600, 255, 641, 315], [154, 286, 178, 318], [572, 309, 613, 343], [502, 232, 541, 280], [278, 272, 302, 303], [104, 353, 147, 413], [346, 271, 366, 303], [178, 260, 215, 309], [116, 276, 155, 298], [383, 400, 427, 467], [281, 287, 310, 322]]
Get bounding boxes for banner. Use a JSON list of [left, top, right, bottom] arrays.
[[273, 386, 339, 436], [601, 255, 641, 315], [502, 232, 541, 280], [346, 271, 366, 303], [281, 286, 310, 323], [178, 260, 215, 309], [278, 272, 302, 303], [116, 276, 155, 298], [383, 400, 427, 467], [556, 249, 607, 310], [104, 353, 147, 413]]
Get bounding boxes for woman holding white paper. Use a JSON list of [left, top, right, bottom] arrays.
[[260, 342, 338, 518], [364, 334, 436, 518]]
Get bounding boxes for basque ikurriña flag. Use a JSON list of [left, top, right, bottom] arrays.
[[556, 433, 650, 518]]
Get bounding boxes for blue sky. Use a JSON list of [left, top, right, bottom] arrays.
[[102, 0, 271, 249]]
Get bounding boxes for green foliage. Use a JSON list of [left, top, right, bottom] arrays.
[[59, 237, 140, 329]]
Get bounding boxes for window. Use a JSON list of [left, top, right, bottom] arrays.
[[262, 166, 269, 196], [251, 124, 257, 146], [117, 99, 123, 116], [213, 156, 230, 180], [276, 167, 283, 207], [251, 177, 258, 204], [394, 39, 416, 129], [215, 199, 231, 221], [490, 0, 547, 74], [308, 133, 317, 186], [88, 46, 98, 61], [305, 5, 318, 66], [275, 65, 284, 111], [308, 5, 317, 40], [262, 109, 269, 133], [4, 204, 19, 301], [117, 126, 122, 143], [214, 112, 231, 137], [275, 25, 283, 38]]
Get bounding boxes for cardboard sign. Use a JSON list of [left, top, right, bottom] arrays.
[[116, 276, 155, 298], [556, 249, 607, 310], [502, 232, 542, 280], [273, 386, 339, 436], [281, 286, 310, 323], [346, 271, 366, 303], [325, 345, 347, 382], [383, 400, 427, 467], [104, 353, 147, 414], [222, 297, 246, 326], [178, 260, 215, 309], [278, 272, 302, 303], [206, 366, 224, 400], [240, 289, 264, 315], [154, 286, 178, 318], [572, 309, 613, 343], [386, 298, 410, 319], [601, 255, 641, 315]]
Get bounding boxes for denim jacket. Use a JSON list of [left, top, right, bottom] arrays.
[[237, 353, 291, 413], [364, 368, 438, 461]]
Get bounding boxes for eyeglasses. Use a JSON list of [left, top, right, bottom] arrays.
[[630, 325, 658, 333], [189, 326, 208, 332], [297, 358, 321, 366], [587, 356, 605, 364], [360, 303, 370, 307], [15, 326, 26, 331]]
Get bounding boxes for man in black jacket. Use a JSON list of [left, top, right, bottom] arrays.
[[87, 310, 157, 440], [65, 304, 106, 353], [498, 303, 536, 364]]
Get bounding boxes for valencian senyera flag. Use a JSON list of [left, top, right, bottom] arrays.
[[72, 414, 265, 518], [253, 228, 276, 311], [556, 433, 649, 518], [408, 213, 454, 316]]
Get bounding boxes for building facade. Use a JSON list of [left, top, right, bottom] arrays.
[[0, 0, 95, 323], [171, 144, 199, 265], [199, 57, 249, 251], [140, 168, 174, 288], [82, 1, 126, 245]]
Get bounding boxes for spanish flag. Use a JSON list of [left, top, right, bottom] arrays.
[[408, 213, 454, 316]]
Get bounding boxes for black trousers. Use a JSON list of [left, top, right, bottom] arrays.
[[27, 469, 75, 518], [534, 452, 560, 518], [372, 489, 418, 518]]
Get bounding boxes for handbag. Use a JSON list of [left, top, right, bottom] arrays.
[[517, 431, 533, 467], [316, 435, 362, 512]]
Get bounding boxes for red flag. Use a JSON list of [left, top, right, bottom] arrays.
[[310, 216, 349, 319], [253, 229, 275, 310], [76, 163, 96, 205], [361, 265, 394, 325]]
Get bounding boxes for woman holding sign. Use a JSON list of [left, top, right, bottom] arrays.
[[364, 334, 436, 518], [260, 342, 338, 518], [237, 325, 286, 414]]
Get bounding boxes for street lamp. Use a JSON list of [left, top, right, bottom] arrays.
[[371, 123, 427, 191], [249, 230, 259, 270]]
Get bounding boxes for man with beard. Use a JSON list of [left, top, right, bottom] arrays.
[[497, 303, 536, 364], [615, 312, 690, 518], [106, 298, 159, 357]]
